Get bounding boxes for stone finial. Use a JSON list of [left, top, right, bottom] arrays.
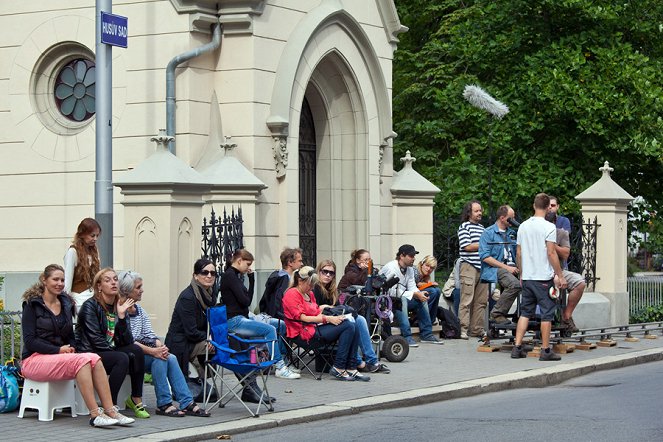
[[599, 161, 614, 177], [400, 150, 416, 169], [220, 135, 237, 154], [151, 129, 174, 150]]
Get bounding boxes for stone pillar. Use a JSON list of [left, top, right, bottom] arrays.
[[390, 151, 440, 258], [575, 161, 634, 325], [114, 131, 211, 336]]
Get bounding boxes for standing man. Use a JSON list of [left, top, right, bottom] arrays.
[[380, 244, 443, 347], [457, 200, 488, 339], [259, 247, 303, 318], [479, 205, 520, 325], [512, 193, 567, 361], [548, 195, 571, 233]]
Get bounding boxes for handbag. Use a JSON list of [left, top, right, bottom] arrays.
[[322, 305, 356, 318], [0, 363, 20, 413]]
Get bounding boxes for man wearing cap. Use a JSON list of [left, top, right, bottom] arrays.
[[379, 244, 443, 347], [457, 200, 488, 339]]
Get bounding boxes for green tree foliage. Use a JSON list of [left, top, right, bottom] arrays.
[[393, 0, 663, 221]]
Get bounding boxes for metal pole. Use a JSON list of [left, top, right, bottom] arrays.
[[95, 0, 113, 267]]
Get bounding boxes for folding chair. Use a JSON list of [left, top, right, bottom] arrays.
[[280, 319, 336, 381], [203, 305, 277, 417]]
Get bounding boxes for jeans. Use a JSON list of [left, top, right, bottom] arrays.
[[393, 296, 434, 339], [227, 315, 281, 362], [145, 353, 193, 409], [354, 315, 378, 366], [304, 319, 359, 370], [423, 286, 442, 325], [266, 317, 288, 362]]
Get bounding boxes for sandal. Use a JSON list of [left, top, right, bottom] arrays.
[[156, 403, 185, 417], [183, 402, 211, 417]]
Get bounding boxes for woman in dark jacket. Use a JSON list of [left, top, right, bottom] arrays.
[[22, 264, 133, 427], [165, 258, 216, 379], [338, 249, 371, 292], [76, 267, 148, 418]]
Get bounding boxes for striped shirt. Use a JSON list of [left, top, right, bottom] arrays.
[[458, 221, 485, 270], [127, 304, 159, 347]]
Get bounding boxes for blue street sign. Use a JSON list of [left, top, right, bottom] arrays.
[[100, 12, 128, 48]]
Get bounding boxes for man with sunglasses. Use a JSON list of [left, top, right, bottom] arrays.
[[379, 244, 443, 347]]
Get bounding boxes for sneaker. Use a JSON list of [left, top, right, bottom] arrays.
[[362, 363, 390, 374], [110, 406, 136, 425], [491, 315, 512, 325], [404, 336, 419, 347], [283, 359, 302, 374], [539, 348, 561, 361], [510, 345, 528, 359], [567, 317, 579, 333], [460, 332, 469, 340], [125, 397, 150, 419], [420, 336, 444, 345], [329, 366, 354, 381], [348, 370, 371, 382], [275, 365, 301, 379], [89, 409, 118, 427]]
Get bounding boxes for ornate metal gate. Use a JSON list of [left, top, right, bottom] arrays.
[[299, 98, 317, 266]]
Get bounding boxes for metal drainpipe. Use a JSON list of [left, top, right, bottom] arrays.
[[166, 22, 222, 154]]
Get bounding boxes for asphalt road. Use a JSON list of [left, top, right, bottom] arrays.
[[226, 361, 663, 442]]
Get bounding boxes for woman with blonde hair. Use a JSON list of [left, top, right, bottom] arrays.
[[414, 255, 442, 326], [64, 217, 101, 310], [314, 260, 389, 374], [76, 267, 149, 419], [21, 264, 134, 427]]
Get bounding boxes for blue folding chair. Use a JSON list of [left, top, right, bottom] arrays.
[[203, 305, 277, 417]]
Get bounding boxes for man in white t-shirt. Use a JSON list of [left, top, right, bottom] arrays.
[[512, 193, 567, 361]]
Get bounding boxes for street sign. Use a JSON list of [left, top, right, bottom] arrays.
[[100, 11, 128, 48]]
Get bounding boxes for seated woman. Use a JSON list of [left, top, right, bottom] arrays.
[[118, 270, 210, 417], [165, 258, 216, 379], [414, 255, 442, 326], [77, 267, 149, 419], [314, 259, 389, 374], [219, 249, 300, 380], [22, 264, 134, 427], [338, 249, 370, 293], [282, 266, 368, 382]]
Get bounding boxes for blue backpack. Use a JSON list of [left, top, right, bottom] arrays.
[[0, 365, 20, 413]]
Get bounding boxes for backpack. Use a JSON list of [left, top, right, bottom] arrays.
[[258, 271, 289, 318], [0, 364, 20, 413], [437, 306, 461, 339]]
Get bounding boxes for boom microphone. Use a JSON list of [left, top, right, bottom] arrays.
[[463, 85, 509, 119]]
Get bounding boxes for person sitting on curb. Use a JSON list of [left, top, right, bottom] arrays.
[[545, 211, 587, 333], [512, 193, 567, 361], [413, 255, 442, 327], [379, 244, 443, 347], [479, 204, 521, 325]]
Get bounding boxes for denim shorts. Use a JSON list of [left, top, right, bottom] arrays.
[[520, 279, 557, 321]]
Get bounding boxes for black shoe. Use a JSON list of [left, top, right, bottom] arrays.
[[362, 363, 390, 374], [510, 345, 527, 359], [539, 348, 561, 361]]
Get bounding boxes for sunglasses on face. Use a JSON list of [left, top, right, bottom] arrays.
[[320, 269, 335, 276], [199, 270, 217, 277]]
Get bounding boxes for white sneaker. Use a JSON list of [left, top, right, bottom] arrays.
[[275, 365, 301, 379], [283, 359, 301, 374], [89, 409, 118, 427], [110, 406, 136, 425]]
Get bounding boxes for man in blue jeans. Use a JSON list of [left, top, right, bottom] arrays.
[[379, 244, 443, 347]]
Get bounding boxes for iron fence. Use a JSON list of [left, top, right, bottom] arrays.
[[201, 206, 245, 273], [628, 276, 663, 317], [1, 310, 21, 362]]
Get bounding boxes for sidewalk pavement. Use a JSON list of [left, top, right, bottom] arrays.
[[4, 333, 663, 442]]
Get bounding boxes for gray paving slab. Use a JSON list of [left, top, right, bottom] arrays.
[[3, 334, 663, 442]]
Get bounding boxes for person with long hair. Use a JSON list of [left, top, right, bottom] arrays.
[[220, 249, 300, 380], [314, 259, 389, 374], [338, 249, 370, 292], [76, 267, 149, 419], [414, 255, 442, 326], [282, 266, 368, 382], [165, 258, 217, 379], [64, 218, 101, 311], [118, 270, 210, 417], [22, 264, 134, 427]]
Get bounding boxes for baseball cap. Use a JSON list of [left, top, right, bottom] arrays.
[[398, 244, 419, 257]]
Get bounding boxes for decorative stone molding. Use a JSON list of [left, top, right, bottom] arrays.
[[150, 129, 174, 149], [272, 135, 289, 179], [376, 0, 409, 43], [170, 0, 266, 34], [378, 131, 396, 183]]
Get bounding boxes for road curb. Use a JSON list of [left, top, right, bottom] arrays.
[[115, 347, 663, 442]]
